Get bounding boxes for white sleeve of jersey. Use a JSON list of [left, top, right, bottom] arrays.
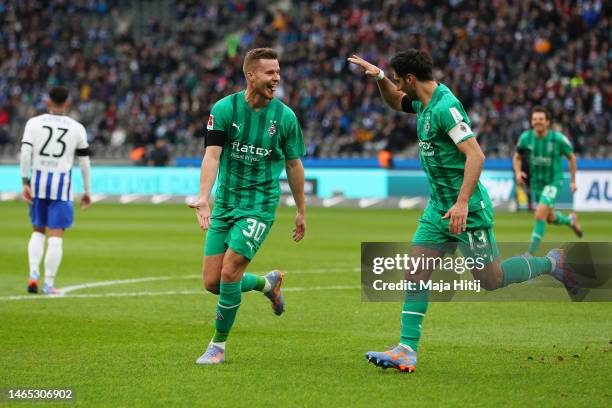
[[77, 124, 89, 149], [20, 119, 34, 178], [21, 119, 34, 145]]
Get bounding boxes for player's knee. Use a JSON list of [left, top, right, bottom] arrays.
[[404, 268, 430, 284], [534, 211, 547, 221], [220, 266, 240, 283], [480, 277, 502, 291], [204, 281, 220, 294]]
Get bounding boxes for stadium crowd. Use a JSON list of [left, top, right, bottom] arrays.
[[0, 0, 610, 162]]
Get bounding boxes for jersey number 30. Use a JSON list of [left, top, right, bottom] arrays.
[[40, 126, 68, 158], [242, 218, 267, 242]]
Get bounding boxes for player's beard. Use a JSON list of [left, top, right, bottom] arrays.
[[404, 85, 417, 101], [257, 80, 277, 100]]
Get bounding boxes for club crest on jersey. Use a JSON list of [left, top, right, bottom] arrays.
[[268, 120, 277, 136], [423, 113, 431, 135], [207, 114, 214, 130]]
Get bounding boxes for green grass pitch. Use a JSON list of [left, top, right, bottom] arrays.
[[1, 201, 611, 407]]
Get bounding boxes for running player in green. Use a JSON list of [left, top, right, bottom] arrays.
[[513, 107, 583, 255], [189, 48, 306, 365], [349, 50, 578, 373]]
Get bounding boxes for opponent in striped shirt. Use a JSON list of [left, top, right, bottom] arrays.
[[189, 48, 306, 365], [20, 86, 92, 295]]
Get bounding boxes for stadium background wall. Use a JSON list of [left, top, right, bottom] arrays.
[[2, 163, 610, 211]]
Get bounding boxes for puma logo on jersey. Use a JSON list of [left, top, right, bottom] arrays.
[[232, 123, 241, 133]]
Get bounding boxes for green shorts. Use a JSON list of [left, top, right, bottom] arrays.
[[204, 206, 274, 261], [533, 183, 561, 208], [411, 203, 500, 264]]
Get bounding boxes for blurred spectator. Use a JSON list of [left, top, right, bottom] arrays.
[[148, 139, 170, 167], [0, 125, 10, 145]]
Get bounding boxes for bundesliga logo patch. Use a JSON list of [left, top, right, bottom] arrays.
[[207, 114, 214, 130]]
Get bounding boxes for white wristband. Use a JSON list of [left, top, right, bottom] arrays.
[[376, 69, 385, 80]]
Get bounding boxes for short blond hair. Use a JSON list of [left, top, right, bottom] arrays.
[[243, 48, 278, 73]]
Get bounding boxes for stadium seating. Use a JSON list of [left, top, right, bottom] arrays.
[[0, 0, 610, 164]]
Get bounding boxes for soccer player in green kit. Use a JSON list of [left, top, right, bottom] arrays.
[[189, 48, 306, 365], [513, 107, 583, 255], [349, 50, 579, 373]]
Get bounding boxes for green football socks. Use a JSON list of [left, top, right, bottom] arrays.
[[212, 281, 242, 343], [528, 219, 546, 254], [400, 289, 429, 352], [552, 211, 571, 226], [240, 273, 266, 292], [501, 255, 552, 287]]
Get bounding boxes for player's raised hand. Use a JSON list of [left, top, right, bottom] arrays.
[[22, 183, 32, 204], [347, 54, 383, 78], [515, 171, 527, 186], [293, 212, 306, 242], [189, 198, 211, 230], [80, 193, 91, 209], [443, 200, 468, 235]]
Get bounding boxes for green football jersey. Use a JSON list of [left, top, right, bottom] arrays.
[[517, 130, 573, 191], [411, 84, 492, 213], [207, 91, 305, 212]]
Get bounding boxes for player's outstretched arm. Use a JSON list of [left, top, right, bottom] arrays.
[[285, 158, 306, 242], [443, 138, 485, 234], [568, 152, 577, 193], [347, 54, 406, 112], [512, 151, 526, 186], [189, 146, 222, 230]]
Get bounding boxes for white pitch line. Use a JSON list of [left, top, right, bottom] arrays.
[[60, 275, 198, 294], [60, 268, 360, 294], [0, 285, 361, 301], [0, 267, 361, 302]]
